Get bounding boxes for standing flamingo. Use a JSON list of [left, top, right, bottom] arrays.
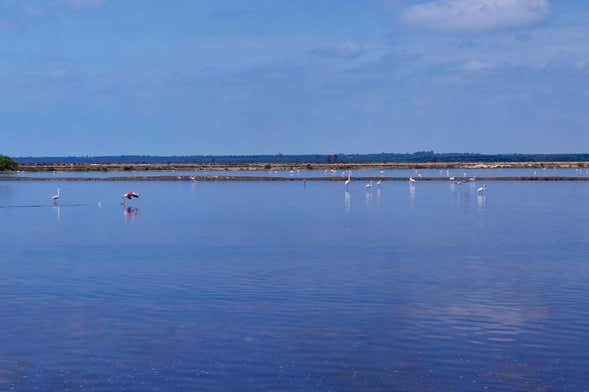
[[477, 185, 487, 193], [344, 172, 351, 188], [51, 188, 61, 203]]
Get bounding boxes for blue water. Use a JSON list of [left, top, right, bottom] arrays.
[[1, 180, 588, 391], [7, 167, 589, 178]]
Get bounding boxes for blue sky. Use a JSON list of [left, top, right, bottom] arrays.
[[1, 0, 588, 156]]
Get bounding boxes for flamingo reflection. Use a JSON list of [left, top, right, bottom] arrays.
[[477, 194, 487, 209], [123, 206, 139, 222], [344, 190, 351, 214], [409, 182, 416, 207], [365, 187, 373, 207], [53, 204, 61, 223]]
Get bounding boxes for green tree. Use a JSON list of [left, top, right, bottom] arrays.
[[0, 155, 18, 171]]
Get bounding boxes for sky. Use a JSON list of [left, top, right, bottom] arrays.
[[1, 0, 588, 156]]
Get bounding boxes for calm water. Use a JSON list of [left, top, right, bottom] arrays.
[[1, 180, 588, 391], [8, 167, 589, 178]]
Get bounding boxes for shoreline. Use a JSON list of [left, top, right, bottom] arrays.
[[2, 175, 589, 182], [13, 161, 589, 173]]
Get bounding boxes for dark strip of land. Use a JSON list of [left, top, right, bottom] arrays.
[[14, 161, 589, 173], [14, 153, 589, 166], [2, 176, 589, 182]]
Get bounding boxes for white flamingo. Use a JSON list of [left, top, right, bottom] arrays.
[[51, 188, 61, 203], [477, 184, 487, 193], [344, 172, 351, 188], [409, 177, 416, 183]]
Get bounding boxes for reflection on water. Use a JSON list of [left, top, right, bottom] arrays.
[[0, 180, 588, 390], [364, 186, 373, 208], [123, 206, 139, 223], [409, 183, 416, 207], [53, 204, 61, 223], [478, 194, 487, 209], [376, 187, 382, 206], [344, 190, 351, 214]]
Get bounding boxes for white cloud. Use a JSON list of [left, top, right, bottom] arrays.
[[403, 0, 550, 32]]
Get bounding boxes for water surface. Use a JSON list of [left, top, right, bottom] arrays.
[[1, 180, 588, 391]]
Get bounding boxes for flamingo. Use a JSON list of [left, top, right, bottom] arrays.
[[477, 185, 487, 193], [409, 177, 416, 183], [122, 192, 140, 204], [344, 172, 351, 188], [376, 179, 382, 186], [123, 191, 139, 199], [365, 181, 373, 190], [51, 188, 61, 203]]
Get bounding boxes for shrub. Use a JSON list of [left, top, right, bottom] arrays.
[[0, 155, 18, 171]]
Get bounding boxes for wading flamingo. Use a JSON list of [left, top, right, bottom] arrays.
[[51, 188, 61, 203]]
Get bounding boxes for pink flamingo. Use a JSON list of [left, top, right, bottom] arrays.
[[122, 192, 140, 204]]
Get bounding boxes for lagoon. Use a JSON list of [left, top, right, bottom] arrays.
[[1, 180, 588, 391]]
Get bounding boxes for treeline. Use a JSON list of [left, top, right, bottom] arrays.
[[15, 151, 589, 165]]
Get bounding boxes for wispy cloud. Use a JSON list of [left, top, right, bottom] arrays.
[[309, 41, 365, 59], [463, 59, 495, 71], [402, 0, 550, 32], [63, 0, 105, 10]]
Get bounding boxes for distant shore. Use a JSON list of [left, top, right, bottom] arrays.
[[14, 161, 589, 173]]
